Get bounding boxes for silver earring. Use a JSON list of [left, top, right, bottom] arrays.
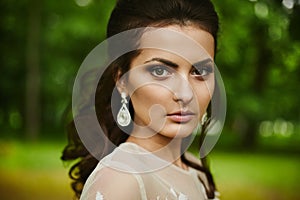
[[117, 92, 131, 127], [201, 112, 208, 126]]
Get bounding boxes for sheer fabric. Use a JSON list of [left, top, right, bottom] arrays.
[[80, 142, 220, 200]]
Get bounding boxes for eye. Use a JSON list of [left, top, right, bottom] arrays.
[[149, 65, 172, 78], [191, 65, 213, 78]]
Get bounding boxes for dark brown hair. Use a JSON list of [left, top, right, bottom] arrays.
[[62, 0, 219, 198]]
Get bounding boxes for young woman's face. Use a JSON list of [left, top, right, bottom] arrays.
[[124, 25, 215, 138]]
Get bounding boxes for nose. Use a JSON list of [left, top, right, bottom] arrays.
[[172, 77, 193, 106]]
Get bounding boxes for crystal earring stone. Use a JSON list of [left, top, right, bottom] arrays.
[[117, 104, 131, 126], [117, 93, 131, 127]]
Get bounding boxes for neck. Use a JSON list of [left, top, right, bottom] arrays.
[[126, 128, 187, 170]]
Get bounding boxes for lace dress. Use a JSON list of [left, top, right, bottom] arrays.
[[80, 142, 220, 200]]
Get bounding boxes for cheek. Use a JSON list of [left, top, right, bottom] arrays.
[[193, 80, 214, 113], [130, 85, 171, 122]]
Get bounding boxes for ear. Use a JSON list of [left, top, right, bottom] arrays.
[[115, 70, 128, 95]]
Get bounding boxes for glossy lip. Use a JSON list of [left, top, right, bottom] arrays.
[[166, 111, 196, 123]]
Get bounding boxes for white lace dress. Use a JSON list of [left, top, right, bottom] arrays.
[[80, 142, 220, 200]]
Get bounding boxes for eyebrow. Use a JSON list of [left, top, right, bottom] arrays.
[[144, 58, 178, 68], [192, 58, 213, 68], [144, 57, 213, 68]]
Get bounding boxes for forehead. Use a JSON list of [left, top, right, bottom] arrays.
[[137, 25, 215, 64]]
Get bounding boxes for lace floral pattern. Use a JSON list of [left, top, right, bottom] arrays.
[[81, 143, 220, 200], [96, 192, 104, 200], [168, 187, 188, 200], [95, 188, 188, 200]]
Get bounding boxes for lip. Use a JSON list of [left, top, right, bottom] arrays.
[[167, 111, 195, 123]]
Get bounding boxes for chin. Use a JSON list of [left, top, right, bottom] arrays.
[[159, 124, 197, 139]]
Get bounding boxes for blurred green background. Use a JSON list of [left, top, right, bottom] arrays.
[[0, 0, 299, 199]]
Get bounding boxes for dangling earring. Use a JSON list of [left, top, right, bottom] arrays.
[[201, 112, 208, 126], [117, 92, 131, 127]]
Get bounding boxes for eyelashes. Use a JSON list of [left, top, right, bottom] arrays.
[[146, 64, 214, 80], [192, 64, 214, 78], [148, 65, 172, 78]]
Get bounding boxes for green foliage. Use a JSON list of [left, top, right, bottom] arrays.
[[0, 0, 299, 149], [0, 0, 116, 138], [212, 0, 300, 147]]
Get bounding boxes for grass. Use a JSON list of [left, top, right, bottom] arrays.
[[209, 151, 300, 200], [0, 140, 299, 200], [0, 140, 73, 200]]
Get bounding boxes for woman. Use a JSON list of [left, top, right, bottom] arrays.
[[62, 0, 224, 199]]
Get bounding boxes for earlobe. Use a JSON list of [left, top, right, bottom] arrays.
[[116, 80, 127, 95], [116, 71, 128, 95]]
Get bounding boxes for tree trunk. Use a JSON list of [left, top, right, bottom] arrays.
[[241, 21, 271, 149], [25, 0, 41, 141], [241, 119, 258, 150]]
